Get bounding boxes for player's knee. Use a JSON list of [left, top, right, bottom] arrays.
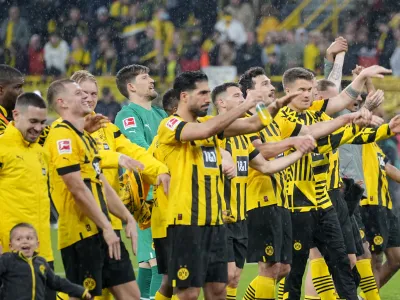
[[309, 247, 323, 260], [279, 263, 291, 278], [348, 254, 357, 269], [160, 276, 173, 297], [228, 273, 240, 289], [386, 250, 400, 271], [177, 288, 201, 300], [259, 261, 280, 278]]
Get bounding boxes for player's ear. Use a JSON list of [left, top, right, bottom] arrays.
[[12, 108, 19, 121], [127, 82, 136, 94]]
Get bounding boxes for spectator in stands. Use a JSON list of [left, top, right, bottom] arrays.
[[235, 31, 263, 74], [215, 9, 247, 47], [280, 30, 304, 70], [216, 41, 236, 66], [257, 4, 280, 44], [390, 27, 400, 76], [28, 34, 45, 75], [224, 0, 255, 32], [261, 32, 281, 75], [165, 48, 178, 84], [303, 31, 322, 73], [117, 36, 141, 70], [62, 7, 89, 44], [180, 35, 202, 72], [110, 0, 131, 20], [0, 6, 30, 50], [151, 7, 175, 58], [44, 32, 69, 77], [90, 35, 117, 75], [89, 6, 115, 49], [67, 36, 91, 76], [95, 87, 121, 123], [138, 26, 158, 72], [4, 41, 27, 73]]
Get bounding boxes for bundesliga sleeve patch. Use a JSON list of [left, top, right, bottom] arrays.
[[166, 118, 181, 131], [57, 139, 72, 154], [123, 117, 137, 129]]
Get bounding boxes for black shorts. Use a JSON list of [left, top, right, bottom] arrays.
[[167, 225, 227, 288], [361, 205, 400, 253], [154, 237, 169, 275], [226, 220, 248, 269], [247, 205, 292, 264], [329, 189, 356, 255], [61, 231, 135, 296]]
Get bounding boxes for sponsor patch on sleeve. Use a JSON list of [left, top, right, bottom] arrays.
[[57, 139, 72, 154], [123, 117, 137, 129], [166, 118, 181, 131]]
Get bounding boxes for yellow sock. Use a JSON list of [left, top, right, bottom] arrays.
[[356, 259, 380, 300], [304, 297, 321, 300], [310, 258, 336, 300], [277, 278, 285, 300], [226, 286, 237, 300], [155, 291, 171, 300], [243, 277, 257, 300], [95, 289, 114, 300], [171, 295, 179, 300], [57, 292, 68, 300], [255, 276, 275, 300]]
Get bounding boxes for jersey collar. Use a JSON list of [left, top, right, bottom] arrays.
[[4, 122, 36, 147]]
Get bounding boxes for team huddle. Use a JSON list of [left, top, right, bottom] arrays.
[[0, 36, 400, 300]]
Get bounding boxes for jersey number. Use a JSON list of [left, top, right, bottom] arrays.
[[201, 146, 217, 168], [237, 156, 249, 177]]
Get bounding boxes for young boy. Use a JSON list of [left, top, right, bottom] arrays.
[[0, 223, 92, 300]]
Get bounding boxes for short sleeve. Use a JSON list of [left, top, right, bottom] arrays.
[[158, 116, 187, 145], [274, 116, 301, 139], [47, 128, 81, 176], [309, 99, 329, 112]]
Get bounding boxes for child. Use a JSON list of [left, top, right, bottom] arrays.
[[0, 223, 92, 300]]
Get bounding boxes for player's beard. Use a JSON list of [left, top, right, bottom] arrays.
[[192, 106, 208, 117]]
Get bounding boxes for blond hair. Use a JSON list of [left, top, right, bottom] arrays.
[[70, 70, 97, 85]]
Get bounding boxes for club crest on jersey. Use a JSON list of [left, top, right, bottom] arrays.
[[374, 235, 383, 246], [177, 266, 189, 280], [166, 118, 181, 131], [123, 117, 137, 129], [57, 139, 72, 154], [265, 245, 274, 256]]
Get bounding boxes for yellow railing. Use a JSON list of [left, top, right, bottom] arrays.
[[279, 0, 352, 36]]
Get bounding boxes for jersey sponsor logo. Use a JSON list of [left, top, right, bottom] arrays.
[[103, 143, 110, 150], [293, 241, 302, 251], [166, 118, 181, 131], [237, 156, 249, 177], [201, 146, 218, 168], [57, 139, 72, 154], [177, 267, 189, 280], [83, 277, 96, 290], [265, 245, 274, 256], [123, 117, 137, 129], [373, 235, 384, 246]]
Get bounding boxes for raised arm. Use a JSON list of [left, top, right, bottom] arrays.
[[249, 137, 314, 175], [325, 65, 391, 116]]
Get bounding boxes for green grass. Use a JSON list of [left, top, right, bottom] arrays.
[[51, 230, 400, 299]]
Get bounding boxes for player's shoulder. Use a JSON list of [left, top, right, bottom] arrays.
[[152, 105, 168, 117], [115, 106, 142, 130], [159, 115, 184, 130]]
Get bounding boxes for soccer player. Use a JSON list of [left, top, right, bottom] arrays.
[[114, 64, 168, 300], [0, 64, 24, 134], [0, 223, 92, 300], [279, 67, 393, 300], [45, 79, 139, 300], [0, 92, 55, 300], [56, 70, 169, 300], [211, 82, 316, 300]]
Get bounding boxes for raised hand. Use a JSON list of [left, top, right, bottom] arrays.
[[326, 36, 348, 59], [293, 135, 316, 154], [389, 115, 400, 134], [245, 90, 265, 110], [364, 89, 384, 111], [274, 91, 303, 109], [360, 65, 392, 79]]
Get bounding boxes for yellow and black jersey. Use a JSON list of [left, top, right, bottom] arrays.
[[309, 99, 329, 113], [361, 143, 392, 209], [220, 135, 259, 222], [45, 120, 110, 250], [0, 105, 9, 135], [246, 112, 302, 210], [277, 107, 343, 211], [38, 125, 51, 146], [154, 115, 224, 226]]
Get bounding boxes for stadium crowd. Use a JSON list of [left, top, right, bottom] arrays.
[[1, 0, 400, 79], [1, 1, 400, 300]]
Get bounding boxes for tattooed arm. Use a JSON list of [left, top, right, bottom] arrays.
[[327, 52, 345, 91]]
